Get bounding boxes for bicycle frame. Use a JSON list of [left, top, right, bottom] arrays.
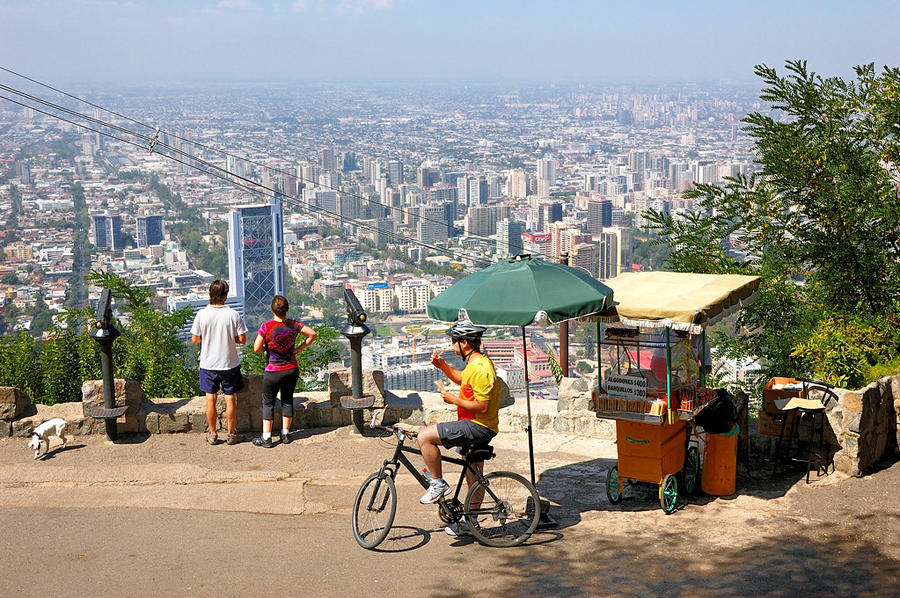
[[366, 428, 490, 522]]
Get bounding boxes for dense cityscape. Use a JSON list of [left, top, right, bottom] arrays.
[[1, 79, 763, 395]]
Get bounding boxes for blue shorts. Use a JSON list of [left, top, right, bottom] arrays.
[[199, 366, 244, 395]]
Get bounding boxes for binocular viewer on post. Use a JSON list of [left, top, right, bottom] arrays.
[[343, 288, 368, 327]]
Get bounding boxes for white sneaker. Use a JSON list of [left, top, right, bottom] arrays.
[[419, 480, 451, 504], [444, 519, 478, 537]]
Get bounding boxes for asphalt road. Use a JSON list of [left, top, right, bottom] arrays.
[[1, 429, 898, 597]]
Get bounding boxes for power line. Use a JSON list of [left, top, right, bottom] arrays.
[[0, 87, 493, 267], [0, 65, 494, 243]]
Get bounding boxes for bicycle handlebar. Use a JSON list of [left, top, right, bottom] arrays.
[[368, 423, 418, 441]]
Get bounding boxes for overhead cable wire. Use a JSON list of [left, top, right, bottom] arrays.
[[0, 65, 492, 242], [0, 89, 493, 267]]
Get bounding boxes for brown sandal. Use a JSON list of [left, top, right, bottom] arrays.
[[206, 433, 220, 445]]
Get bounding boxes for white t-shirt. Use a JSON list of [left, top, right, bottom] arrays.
[[190, 304, 248, 370]]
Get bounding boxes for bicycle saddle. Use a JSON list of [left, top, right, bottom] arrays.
[[459, 444, 495, 462]]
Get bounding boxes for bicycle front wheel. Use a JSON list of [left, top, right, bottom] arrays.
[[352, 472, 397, 549], [464, 471, 540, 547]]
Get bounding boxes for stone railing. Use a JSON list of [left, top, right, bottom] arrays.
[[1, 371, 611, 441], [6, 370, 897, 477]]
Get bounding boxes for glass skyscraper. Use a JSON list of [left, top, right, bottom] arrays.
[[137, 215, 165, 247], [227, 198, 285, 317]]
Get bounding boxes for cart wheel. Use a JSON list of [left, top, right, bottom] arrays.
[[659, 474, 678, 514], [606, 466, 623, 505], [681, 446, 700, 496]]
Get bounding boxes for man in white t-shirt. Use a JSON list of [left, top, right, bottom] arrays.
[[190, 280, 248, 445]]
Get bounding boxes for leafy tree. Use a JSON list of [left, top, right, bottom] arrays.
[[1, 273, 17, 285], [0, 333, 41, 401], [84, 270, 200, 399], [40, 327, 81, 405], [26, 295, 55, 338], [646, 61, 900, 387]]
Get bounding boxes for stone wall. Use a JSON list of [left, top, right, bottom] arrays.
[[828, 373, 900, 476], [554, 377, 616, 441], [0, 387, 29, 437], [560, 373, 900, 477]]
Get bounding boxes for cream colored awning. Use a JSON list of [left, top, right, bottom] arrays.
[[593, 271, 761, 333]]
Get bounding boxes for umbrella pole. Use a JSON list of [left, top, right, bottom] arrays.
[[522, 326, 536, 487], [522, 326, 556, 528]]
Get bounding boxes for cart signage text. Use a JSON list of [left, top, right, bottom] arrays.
[[606, 373, 648, 399]]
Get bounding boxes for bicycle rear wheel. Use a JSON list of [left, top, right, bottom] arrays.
[[464, 471, 540, 547], [352, 472, 397, 549]]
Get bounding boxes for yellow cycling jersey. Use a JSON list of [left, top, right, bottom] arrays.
[[458, 354, 500, 434]]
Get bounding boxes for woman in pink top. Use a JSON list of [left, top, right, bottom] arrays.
[[252, 295, 317, 448]]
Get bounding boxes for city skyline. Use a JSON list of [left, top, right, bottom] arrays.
[[1, 1, 898, 85]]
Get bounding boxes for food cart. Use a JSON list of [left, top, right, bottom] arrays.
[[591, 272, 761, 513]]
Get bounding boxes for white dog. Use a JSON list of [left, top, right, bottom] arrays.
[[27, 418, 69, 459]]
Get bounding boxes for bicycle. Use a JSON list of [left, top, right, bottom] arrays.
[[352, 424, 541, 549]]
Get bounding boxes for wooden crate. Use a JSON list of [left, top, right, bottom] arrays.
[[763, 377, 803, 415], [757, 409, 794, 436]]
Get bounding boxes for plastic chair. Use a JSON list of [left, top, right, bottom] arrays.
[[772, 380, 839, 483]]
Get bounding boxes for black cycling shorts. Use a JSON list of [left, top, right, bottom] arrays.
[[437, 419, 496, 449]]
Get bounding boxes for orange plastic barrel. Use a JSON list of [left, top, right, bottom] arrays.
[[701, 424, 739, 495]]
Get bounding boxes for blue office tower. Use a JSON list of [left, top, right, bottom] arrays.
[[227, 197, 285, 316]]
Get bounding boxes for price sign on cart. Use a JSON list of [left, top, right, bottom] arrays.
[[606, 373, 648, 399]]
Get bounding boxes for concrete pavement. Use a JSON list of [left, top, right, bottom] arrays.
[[1, 428, 898, 597]]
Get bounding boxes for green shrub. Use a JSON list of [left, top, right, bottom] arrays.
[[0, 333, 41, 401], [791, 313, 900, 388]]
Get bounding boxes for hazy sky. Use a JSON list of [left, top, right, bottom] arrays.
[[1, 0, 898, 85]]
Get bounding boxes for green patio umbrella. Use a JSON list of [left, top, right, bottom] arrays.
[[427, 254, 615, 486]]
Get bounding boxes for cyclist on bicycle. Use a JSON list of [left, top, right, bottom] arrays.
[[417, 320, 500, 535]]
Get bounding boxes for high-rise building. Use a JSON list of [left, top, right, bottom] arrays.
[[137, 215, 165, 248], [15, 162, 31, 186], [468, 177, 488, 206], [417, 205, 448, 244], [442, 201, 459, 238], [313, 190, 338, 219], [465, 206, 499, 237], [549, 221, 574, 258], [368, 160, 382, 186], [427, 183, 458, 206], [522, 232, 553, 259], [107, 215, 125, 251], [599, 227, 633, 280], [227, 199, 285, 316], [456, 175, 471, 206], [496, 219, 524, 258], [569, 243, 598, 278], [537, 157, 557, 185], [487, 174, 503, 199], [508, 169, 528, 199], [92, 214, 108, 248], [387, 160, 403, 187], [93, 214, 124, 250], [540, 202, 562, 225], [341, 151, 358, 172], [587, 200, 612, 234], [226, 156, 247, 179], [628, 149, 649, 173], [537, 178, 552, 199], [298, 161, 319, 186], [318, 148, 336, 172], [318, 171, 341, 190], [417, 165, 440, 189]]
